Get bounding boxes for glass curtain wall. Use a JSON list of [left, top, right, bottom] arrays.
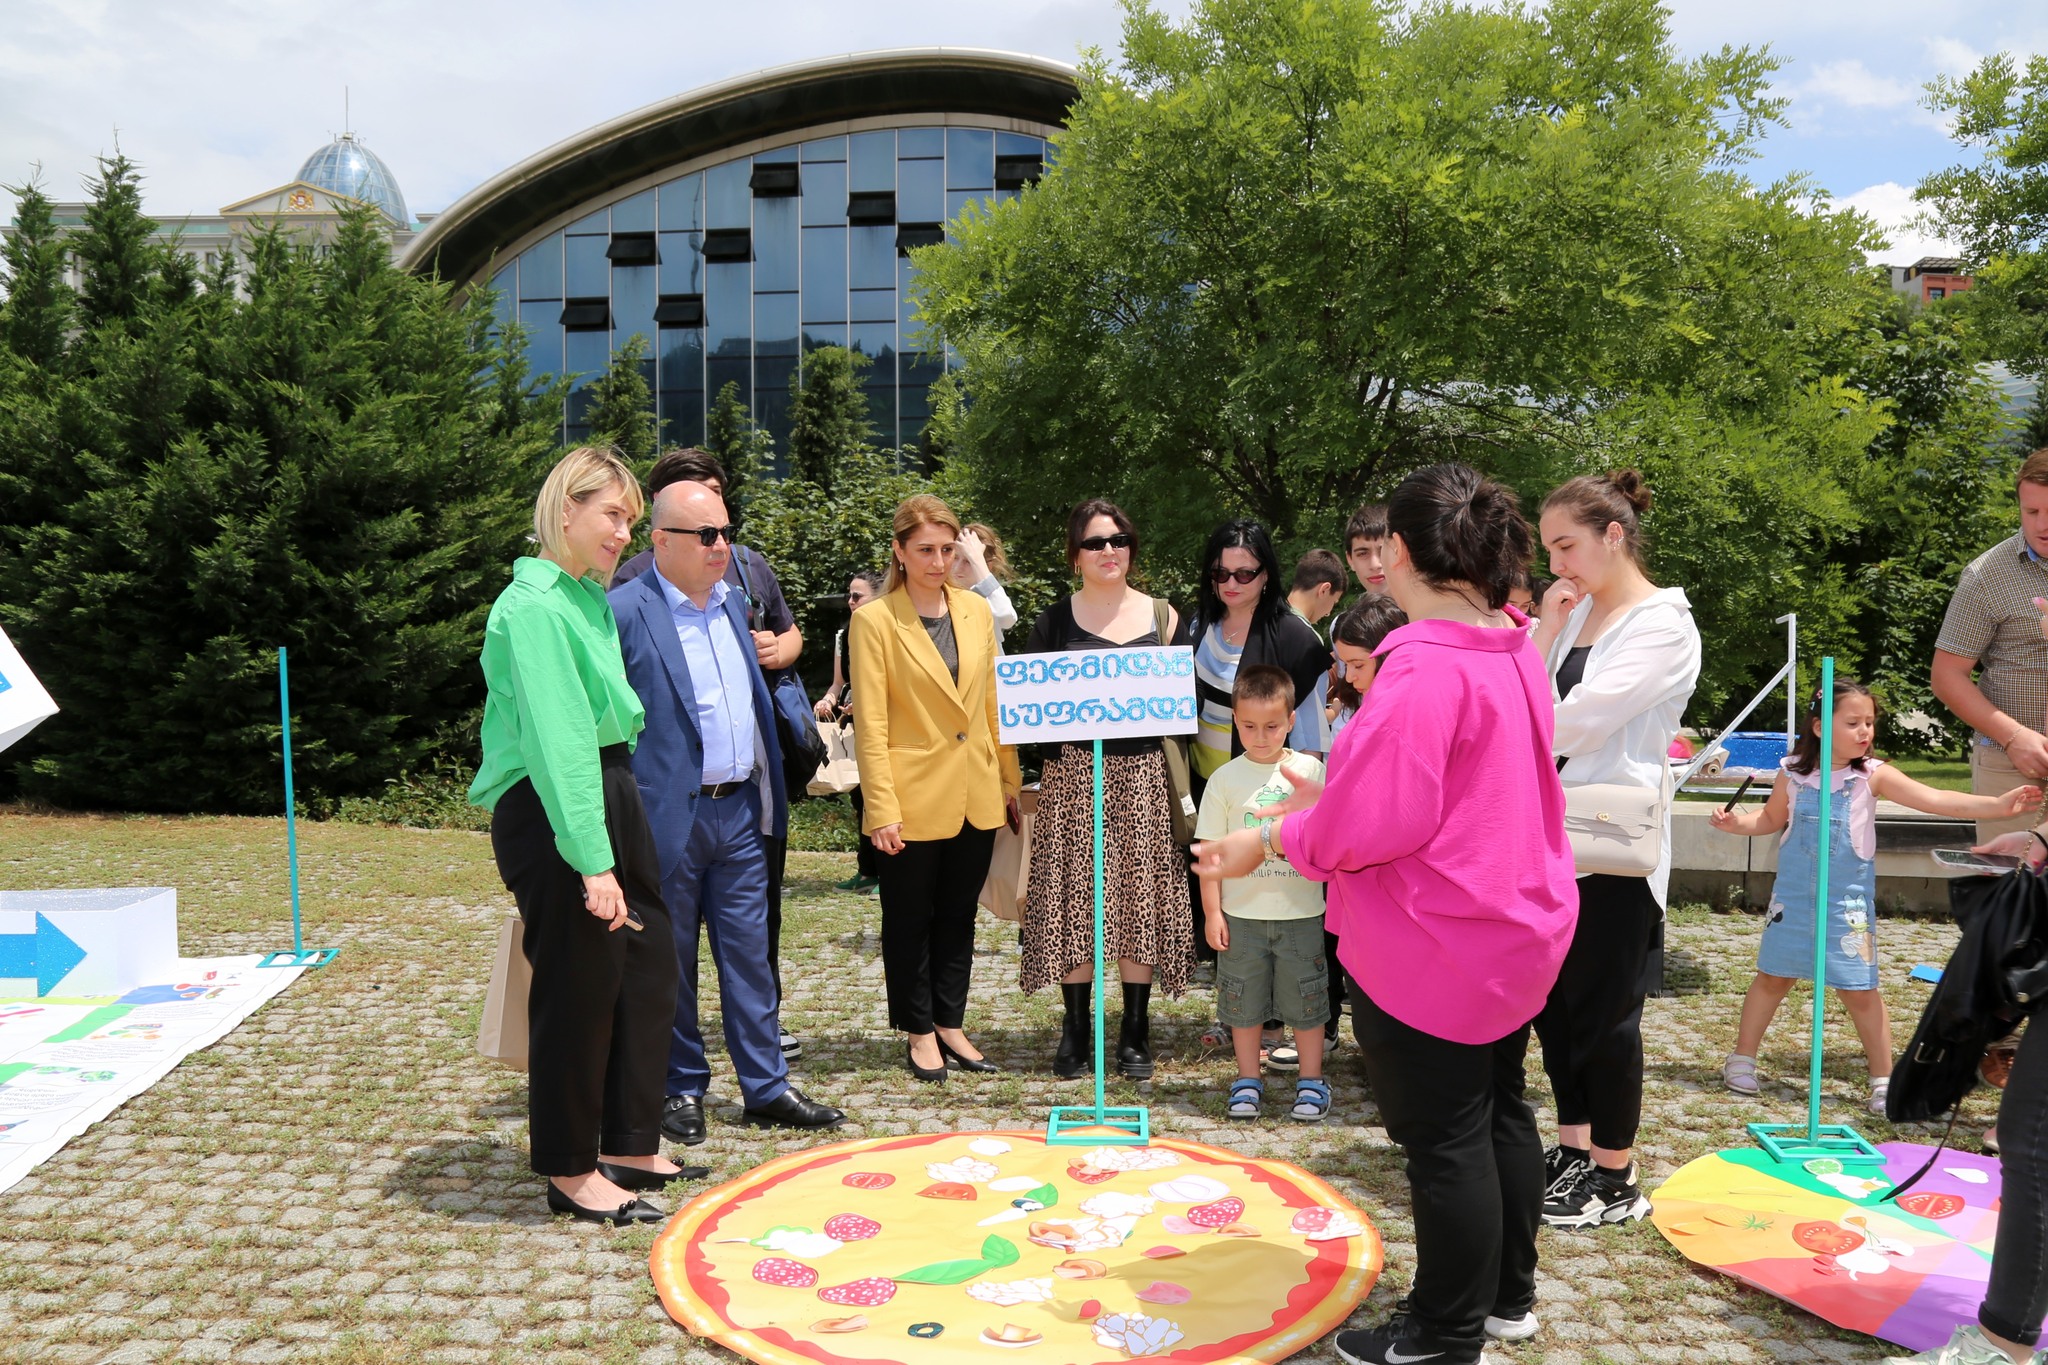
[[487, 125, 1049, 455]]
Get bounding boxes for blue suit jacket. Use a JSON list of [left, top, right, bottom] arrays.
[[610, 567, 789, 880]]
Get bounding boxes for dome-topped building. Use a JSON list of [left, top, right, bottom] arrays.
[[295, 134, 409, 227]]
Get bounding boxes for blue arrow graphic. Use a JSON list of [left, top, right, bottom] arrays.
[[0, 914, 88, 994]]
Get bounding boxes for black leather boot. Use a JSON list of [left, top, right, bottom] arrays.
[[1054, 982, 1092, 1079], [1118, 982, 1154, 1080]]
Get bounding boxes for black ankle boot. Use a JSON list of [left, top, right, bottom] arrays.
[[1055, 982, 1092, 1079], [1118, 982, 1154, 1080]]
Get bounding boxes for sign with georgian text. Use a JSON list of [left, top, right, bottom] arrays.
[[995, 647, 1198, 745]]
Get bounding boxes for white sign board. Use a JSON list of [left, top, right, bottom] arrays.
[[0, 626, 57, 756], [995, 647, 1198, 746]]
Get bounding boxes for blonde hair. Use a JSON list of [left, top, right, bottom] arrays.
[[965, 522, 1013, 582], [883, 494, 964, 594], [533, 446, 644, 584]]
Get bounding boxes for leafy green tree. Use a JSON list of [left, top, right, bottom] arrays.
[[785, 345, 875, 494], [706, 378, 773, 508], [0, 176, 561, 812], [581, 331, 661, 466]]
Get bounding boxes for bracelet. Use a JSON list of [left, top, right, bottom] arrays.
[[2008, 724, 2031, 748], [1259, 819, 1277, 862], [2031, 830, 2048, 868]]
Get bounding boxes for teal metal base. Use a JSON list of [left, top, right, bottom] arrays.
[[1046, 1105, 1150, 1147], [1747, 1121, 1886, 1165], [259, 948, 339, 969]]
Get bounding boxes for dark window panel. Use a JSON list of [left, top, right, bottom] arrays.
[[849, 130, 895, 191], [847, 191, 895, 224], [753, 196, 798, 290], [706, 261, 751, 354], [903, 350, 945, 385], [566, 234, 609, 297], [702, 228, 751, 262], [517, 300, 563, 375], [946, 129, 995, 189], [994, 153, 1043, 189], [706, 356, 750, 405], [802, 324, 848, 352], [660, 388, 706, 448], [864, 382, 898, 445], [659, 173, 703, 231], [560, 298, 611, 330], [850, 225, 895, 288], [850, 288, 895, 324], [756, 355, 797, 457], [750, 162, 800, 197], [896, 223, 944, 255], [565, 327, 611, 387], [606, 232, 659, 265], [613, 266, 657, 339], [850, 322, 896, 368], [612, 189, 656, 232], [801, 227, 847, 323], [565, 420, 590, 444], [660, 328, 704, 391], [658, 232, 703, 294], [900, 382, 932, 438], [489, 265, 515, 329], [755, 292, 799, 357], [655, 294, 705, 327], [569, 206, 609, 234], [517, 234, 563, 300], [947, 190, 989, 224], [898, 127, 943, 158], [706, 160, 751, 229], [755, 144, 798, 164], [802, 136, 847, 162], [996, 131, 1043, 156], [898, 158, 943, 221], [801, 160, 847, 228]]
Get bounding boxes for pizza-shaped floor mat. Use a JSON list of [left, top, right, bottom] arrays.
[[1653, 1143, 2043, 1352], [650, 1129, 1381, 1363]]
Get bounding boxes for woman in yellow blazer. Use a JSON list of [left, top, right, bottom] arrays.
[[850, 494, 1022, 1082]]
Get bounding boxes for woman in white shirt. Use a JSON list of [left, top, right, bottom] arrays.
[[951, 523, 1019, 650], [1528, 470, 1701, 1233]]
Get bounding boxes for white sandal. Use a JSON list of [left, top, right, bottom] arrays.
[[1722, 1054, 1759, 1097]]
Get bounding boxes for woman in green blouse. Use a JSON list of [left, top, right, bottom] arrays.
[[469, 447, 695, 1225]]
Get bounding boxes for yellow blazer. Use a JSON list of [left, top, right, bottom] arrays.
[[849, 583, 1022, 840]]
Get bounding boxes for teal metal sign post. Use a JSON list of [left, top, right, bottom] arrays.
[[1747, 656, 1880, 1164], [259, 647, 339, 971]]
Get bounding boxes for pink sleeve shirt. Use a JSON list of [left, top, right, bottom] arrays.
[[1282, 610, 1580, 1045]]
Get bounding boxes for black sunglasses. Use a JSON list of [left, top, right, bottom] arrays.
[[658, 524, 739, 547], [1210, 566, 1265, 585], [1077, 533, 1135, 552]]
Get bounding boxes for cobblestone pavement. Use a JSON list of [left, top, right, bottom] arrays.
[[0, 810, 1998, 1363]]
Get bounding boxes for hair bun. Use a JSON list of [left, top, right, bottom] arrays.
[[1607, 468, 1652, 516]]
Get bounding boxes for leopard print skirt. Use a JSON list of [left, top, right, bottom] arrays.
[[1020, 745, 1191, 998]]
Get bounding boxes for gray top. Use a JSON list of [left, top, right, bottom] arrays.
[[920, 611, 959, 684]]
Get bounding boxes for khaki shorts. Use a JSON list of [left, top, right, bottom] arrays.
[[1217, 914, 1330, 1030], [1973, 743, 2040, 844]]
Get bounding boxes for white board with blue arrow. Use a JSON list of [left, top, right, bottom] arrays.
[[0, 888, 178, 997], [0, 625, 58, 757]]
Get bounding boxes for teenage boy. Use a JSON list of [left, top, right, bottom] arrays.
[[1196, 665, 1331, 1122], [1344, 503, 1388, 596], [1288, 550, 1347, 632]]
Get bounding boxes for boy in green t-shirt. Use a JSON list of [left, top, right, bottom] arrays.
[[1196, 665, 1330, 1122]]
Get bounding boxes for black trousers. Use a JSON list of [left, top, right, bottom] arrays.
[[764, 833, 787, 1001], [1984, 1019, 2048, 1346], [1533, 873, 1660, 1152], [1353, 988, 1542, 1349], [878, 823, 997, 1034], [490, 746, 677, 1177]]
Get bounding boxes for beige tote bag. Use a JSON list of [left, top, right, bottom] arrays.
[[807, 720, 862, 796], [477, 916, 530, 1070]]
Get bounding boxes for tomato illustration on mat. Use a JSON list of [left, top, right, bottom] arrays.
[[1896, 1193, 1965, 1221], [1792, 1221, 1864, 1256]]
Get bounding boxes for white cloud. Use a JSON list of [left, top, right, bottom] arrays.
[[1837, 181, 1961, 264], [1801, 59, 1919, 110], [1924, 36, 1985, 77]]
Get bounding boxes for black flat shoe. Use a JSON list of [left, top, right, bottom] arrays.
[[661, 1094, 707, 1146], [597, 1159, 711, 1191], [546, 1182, 664, 1225], [742, 1085, 848, 1130], [904, 1040, 948, 1084], [938, 1038, 1001, 1073]]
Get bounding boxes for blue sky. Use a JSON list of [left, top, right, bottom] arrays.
[[1, 0, 2041, 263]]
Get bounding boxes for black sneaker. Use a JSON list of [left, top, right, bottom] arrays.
[[1542, 1144, 1589, 1197], [1333, 1314, 1485, 1365], [1542, 1160, 1652, 1228]]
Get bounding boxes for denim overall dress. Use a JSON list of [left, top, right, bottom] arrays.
[[1755, 760, 1881, 990]]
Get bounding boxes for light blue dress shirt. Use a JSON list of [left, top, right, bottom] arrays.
[[657, 573, 758, 784]]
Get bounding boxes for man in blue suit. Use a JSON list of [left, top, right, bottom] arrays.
[[610, 479, 845, 1143]]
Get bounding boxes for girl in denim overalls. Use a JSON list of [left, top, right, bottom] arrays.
[[1709, 677, 2042, 1115]]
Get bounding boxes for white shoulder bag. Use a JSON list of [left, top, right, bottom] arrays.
[[1561, 770, 1668, 878]]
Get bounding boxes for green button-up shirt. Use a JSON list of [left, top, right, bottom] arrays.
[[468, 557, 645, 874]]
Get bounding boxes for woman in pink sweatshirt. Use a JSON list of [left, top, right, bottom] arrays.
[[1195, 463, 1578, 1365]]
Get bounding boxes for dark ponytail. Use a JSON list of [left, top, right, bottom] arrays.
[[1786, 675, 1876, 776], [1385, 463, 1533, 610]]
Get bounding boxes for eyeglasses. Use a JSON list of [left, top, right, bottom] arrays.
[[1210, 566, 1265, 586], [658, 524, 739, 547], [1077, 533, 1135, 553]]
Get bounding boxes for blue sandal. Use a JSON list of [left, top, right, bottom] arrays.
[[1291, 1078, 1331, 1123], [1227, 1077, 1264, 1120]]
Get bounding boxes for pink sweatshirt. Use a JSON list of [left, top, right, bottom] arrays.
[[1282, 610, 1578, 1045]]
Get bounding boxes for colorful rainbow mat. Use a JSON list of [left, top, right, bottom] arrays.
[[650, 1129, 1381, 1364], [1652, 1142, 2044, 1352]]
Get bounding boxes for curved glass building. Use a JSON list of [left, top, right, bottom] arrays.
[[403, 49, 1076, 453]]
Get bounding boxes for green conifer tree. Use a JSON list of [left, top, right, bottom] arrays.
[[784, 345, 874, 494], [0, 173, 74, 368], [581, 332, 661, 467]]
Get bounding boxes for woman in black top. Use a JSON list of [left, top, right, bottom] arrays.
[[1020, 500, 1188, 1080]]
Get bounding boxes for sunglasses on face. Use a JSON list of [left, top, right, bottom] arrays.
[[659, 524, 739, 547], [1210, 566, 1265, 586], [1078, 533, 1134, 553]]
